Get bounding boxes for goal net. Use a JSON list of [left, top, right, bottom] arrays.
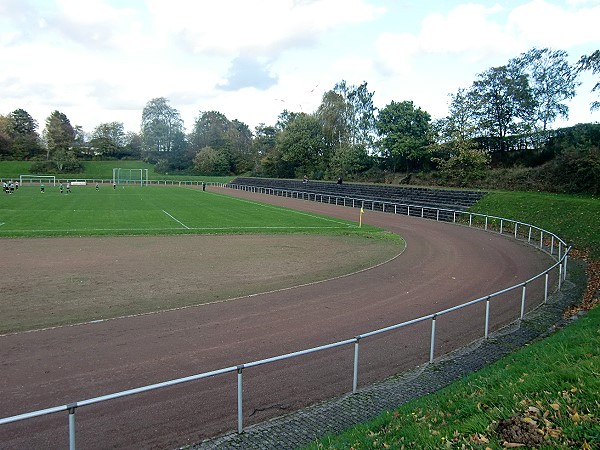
[[112, 168, 148, 186], [19, 175, 56, 186]]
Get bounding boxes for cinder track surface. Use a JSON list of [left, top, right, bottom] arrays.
[[0, 187, 553, 449]]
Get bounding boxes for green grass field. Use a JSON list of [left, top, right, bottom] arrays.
[[0, 184, 377, 237]]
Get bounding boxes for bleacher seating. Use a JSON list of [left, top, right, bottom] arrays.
[[228, 177, 487, 214]]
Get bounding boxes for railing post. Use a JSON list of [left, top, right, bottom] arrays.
[[558, 264, 563, 290], [453, 211, 456, 223], [352, 337, 360, 394], [421, 207, 424, 218], [514, 222, 518, 239], [540, 231, 544, 249], [237, 365, 244, 433], [563, 254, 568, 281], [436, 209, 439, 221], [429, 315, 437, 363], [544, 273, 549, 304], [484, 298, 490, 339], [469, 213, 472, 227], [528, 226, 532, 243], [520, 284, 527, 320], [485, 216, 488, 231], [558, 242, 562, 261], [68, 403, 77, 450], [407, 205, 410, 216], [550, 236, 555, 256], [500, 219, 503, 234]]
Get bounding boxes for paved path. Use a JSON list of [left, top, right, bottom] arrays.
[[0, 187, 555, 449]]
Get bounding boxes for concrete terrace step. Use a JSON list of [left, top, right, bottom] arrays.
[[228, 177, 487, 212]]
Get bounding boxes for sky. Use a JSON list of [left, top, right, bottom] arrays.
[[1, 0, 599, 136]]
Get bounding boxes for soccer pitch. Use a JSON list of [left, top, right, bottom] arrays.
[[0, 184, 365, 237]]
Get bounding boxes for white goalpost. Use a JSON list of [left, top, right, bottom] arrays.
[[112, 168, 149, 186], [19, 175, 56, 186]]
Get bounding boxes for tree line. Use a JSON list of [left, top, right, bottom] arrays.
[[1, 47, 598, 191]]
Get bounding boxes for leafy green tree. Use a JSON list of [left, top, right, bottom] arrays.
[[376, 100, 432, 172], [252, 124, 278, 175], [123, 132, 142, 159], [0, 109, 42, 159], [578, 50, 600, 111], [90, 122, 126, 157], [0, 115, 12, 159], [468, 65, 537, 151], [193, 146, 230, 175], [189, 111, 230, 151], [188, 111, 254, 174], [446, 89, 478, 142], [43, 110, 75, 160], [333, 80, 377, 149], [511, 48, 579, 131], [141, 97, 185, 155], [227, 119, 254, 173], [276, 113, 326, 178], [276, 109, 300, 131], [432, 139, 490, 187], [327, 143, 372, 179]]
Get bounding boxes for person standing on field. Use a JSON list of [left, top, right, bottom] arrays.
[[66, 182, 71, 194], [40, 183, 45, 193], [59, 183, 64, 194]]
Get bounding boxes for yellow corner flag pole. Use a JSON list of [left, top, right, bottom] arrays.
[[359, 206, 364, 228]]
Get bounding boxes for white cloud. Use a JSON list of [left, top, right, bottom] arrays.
[[375, 0, 600, 75], [146, 0, 384, 56], [507, 0, 600, 48]]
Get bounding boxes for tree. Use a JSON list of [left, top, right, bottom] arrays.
[[276, 113, 326, 178], [123, 132, 142, 159], [227, 119, 254, 173], [188, 111, 254, 174], [43, 110, 75, 160], [331, 80, 377, 150], [275, 109, 300, 131], [141, 97, 185, 155], [0, 115, 12, 159], [90, 122, 126, 157], [432, 139, 490, 187], [446, 89, 478, 142], [511, 48, 579, 131], [469, 65, 537, 152], [193, 146, 230, 175], [0, 109, 42, 159], [578, 50, 600, 111], [376, 100, 431, 172]]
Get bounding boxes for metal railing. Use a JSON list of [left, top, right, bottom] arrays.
[[0, 183, 571, 449]]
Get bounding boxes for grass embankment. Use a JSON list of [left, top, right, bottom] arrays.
[[0, 160, 235, 183], [306, 191, 599, 450]]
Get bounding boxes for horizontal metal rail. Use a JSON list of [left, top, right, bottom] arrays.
[[0, 182, 572, 449]]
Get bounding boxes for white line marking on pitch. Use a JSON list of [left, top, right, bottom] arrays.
[[162, 210, 189, 229]]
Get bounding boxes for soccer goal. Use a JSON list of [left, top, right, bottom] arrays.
[[19, 175, 56, 186], [112, 168, 149, 186]]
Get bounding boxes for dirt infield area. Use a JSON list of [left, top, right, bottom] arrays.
[[0, 187, 555, 449], [1, 234, 402, 335]]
